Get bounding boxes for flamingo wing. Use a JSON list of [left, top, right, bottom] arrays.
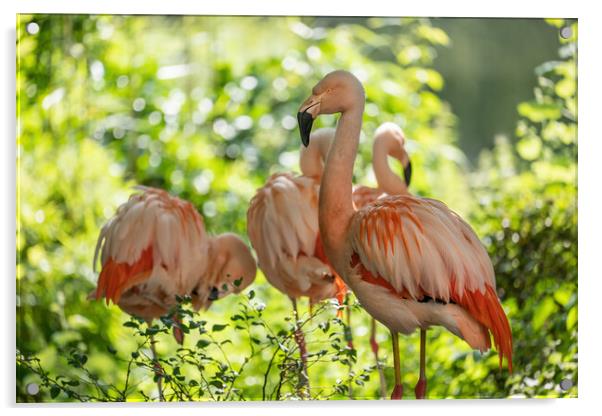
[[350, 195, 512, 370], [94, 186, 208, 305]]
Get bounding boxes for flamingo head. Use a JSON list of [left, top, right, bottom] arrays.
[[199, 233, 257, 307], [374, 122, 412, 186], [298, 70, 365, 147]]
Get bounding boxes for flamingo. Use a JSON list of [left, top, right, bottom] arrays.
[[297, 70, 512, 400], [246, 128, 347, 393], [352, 122, 412, 210], [351, 122, 412, 399], [92, 186, 257, 399]]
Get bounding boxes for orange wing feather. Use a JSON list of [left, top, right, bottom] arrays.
[[96, 246, 154, 305]]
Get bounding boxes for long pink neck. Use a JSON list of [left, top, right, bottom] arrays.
[[373, 136, 409, 195], [299, 132, 332, 178], [319, 106, 363, 259]]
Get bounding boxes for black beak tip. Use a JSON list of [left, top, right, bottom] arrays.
[[208, 286, 219, 301], [404, 159, 412, 187], [301, 134, 310, 148], [297, 111, 313, 147]]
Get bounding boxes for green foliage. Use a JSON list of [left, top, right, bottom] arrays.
[[16, 15, 576, 401], [470, 18, 577, 398]]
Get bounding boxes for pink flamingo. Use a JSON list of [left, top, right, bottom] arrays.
[[92, 186, 257, 398], [297, 71, 512, 400], [247, 128, 347, 393]]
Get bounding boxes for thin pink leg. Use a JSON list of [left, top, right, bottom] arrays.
[[291, 298, 310, 397], [345, 300, 353, 399], [414, 328, 427, 399], [370, 319, 388, 399], [390, 331, 403, 400], [345, 298, 354, 350]]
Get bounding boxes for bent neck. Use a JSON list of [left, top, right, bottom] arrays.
[[319, 106, 363, 257], [373, 136, 409, 196]]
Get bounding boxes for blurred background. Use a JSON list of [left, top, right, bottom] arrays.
[[16, 15, 577, 401]]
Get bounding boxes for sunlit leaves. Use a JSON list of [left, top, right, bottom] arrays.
[[517, 101, 562, 123], [566, 307, 577, 331], [532, 297, 558, 331], [416, 25, 450, 46], [516, 135, 543, 160]]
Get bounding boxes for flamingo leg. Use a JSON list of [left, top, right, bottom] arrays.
[[414, 328, 427, 399], [291, 297, 310, 397], [370, 318, 388, 399], [345, 294, 354, 349], [149, 333, 165, 401], [390, 331, 403, 400], [345, 298, 353, 399]]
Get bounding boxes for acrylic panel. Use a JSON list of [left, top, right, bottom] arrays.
[[16, 15, 578, 402]]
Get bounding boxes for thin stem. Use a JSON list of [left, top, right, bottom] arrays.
[[149, 334, 165, 402]]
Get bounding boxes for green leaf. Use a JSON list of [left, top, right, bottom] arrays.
[[532, 297, 558, 330], [212, 324, 228, 332], [209, 380, 223, 389], [518, 101, 562, 122], [416, 25, 450, 45], [196, 339, 211, 348], [50, 386, 60, 399], [566, 306, 577, 330], [553, 284, 574, 307], [517, 135, 542, 161], [555, 78, 575, 99]]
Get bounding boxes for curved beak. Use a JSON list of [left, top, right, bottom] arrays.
[[297, 96, 321, 147], [403, 158, 412, 187], [392, 142, 412, 187]]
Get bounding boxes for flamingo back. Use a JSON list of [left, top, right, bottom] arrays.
[[352, 185, 386, 210]]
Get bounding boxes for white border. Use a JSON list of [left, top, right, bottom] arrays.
[[3, 1, 600, 416]]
